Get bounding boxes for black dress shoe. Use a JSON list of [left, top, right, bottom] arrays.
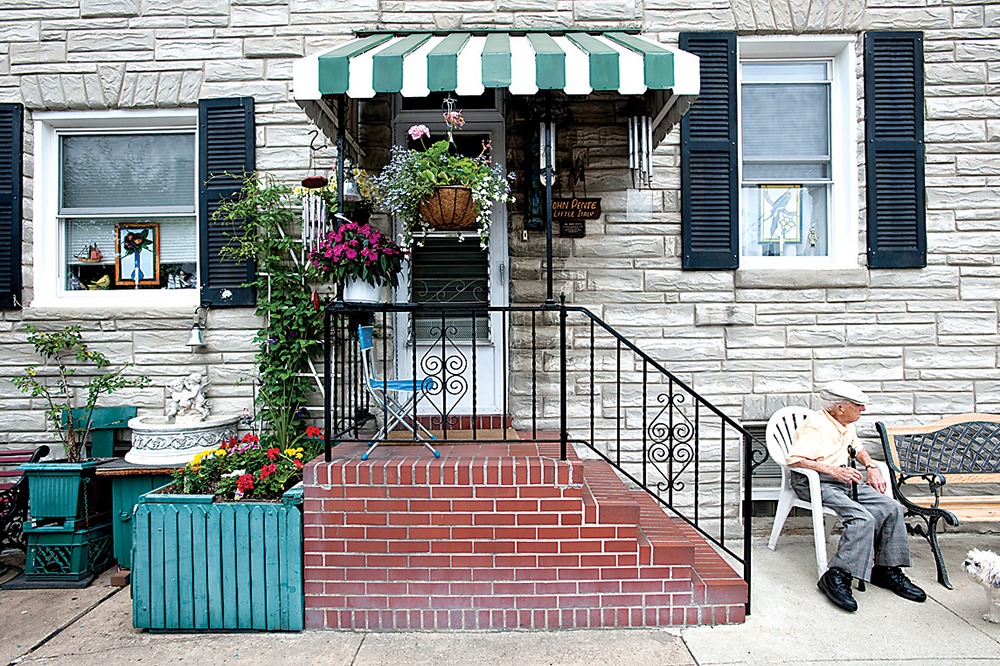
[[818, 567, 858, 612], [870, 566, 926, 602]]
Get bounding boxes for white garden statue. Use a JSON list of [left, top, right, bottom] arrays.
[[165, 372, 212, 423], [125, 372, 240, 466]]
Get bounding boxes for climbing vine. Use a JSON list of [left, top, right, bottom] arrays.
[[212, 173, 323, 449]]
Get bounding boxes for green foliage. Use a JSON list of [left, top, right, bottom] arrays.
[[307, 220, 405, 288], [356, 128, 513, 248], [212, 172, 323, 450], [12, 324, 150, 463]]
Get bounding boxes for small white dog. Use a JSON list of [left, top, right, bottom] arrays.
[[965, 549, 1000, 624]]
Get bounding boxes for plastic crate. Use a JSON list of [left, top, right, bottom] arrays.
[[24, 521, 114, 583]]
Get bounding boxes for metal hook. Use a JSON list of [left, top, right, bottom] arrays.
[[309, 129, 327, 152], [441, 94, 457, 114]]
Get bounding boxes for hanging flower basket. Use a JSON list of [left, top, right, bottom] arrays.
[[419, 185, 479, 231]]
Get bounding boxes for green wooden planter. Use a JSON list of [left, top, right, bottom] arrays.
[[20, 460, 106, 525], [109, 473, 173, 569], [132, 484, 304, 631]]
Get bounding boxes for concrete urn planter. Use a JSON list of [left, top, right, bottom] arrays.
[[124, 415, 241, 466]]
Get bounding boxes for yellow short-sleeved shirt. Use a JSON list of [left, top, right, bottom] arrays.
[[785, 409, 861, 469]]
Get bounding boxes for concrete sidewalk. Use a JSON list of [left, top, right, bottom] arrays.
[[2, 530, 998, 666]]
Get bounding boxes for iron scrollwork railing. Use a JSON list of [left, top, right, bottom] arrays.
[[322, 300, 756, 613]]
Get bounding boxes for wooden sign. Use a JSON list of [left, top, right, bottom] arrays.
[[551, 198, 601, 220]]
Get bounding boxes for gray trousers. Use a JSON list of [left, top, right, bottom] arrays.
[[791, 473, 911, 581]]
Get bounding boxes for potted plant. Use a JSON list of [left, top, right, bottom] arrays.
[[12, 324, 149, 522], [307, 220, 405, 302], [9, 324, 149, 586], [356, 110, 514, 248], [131, 432, 325, 631]]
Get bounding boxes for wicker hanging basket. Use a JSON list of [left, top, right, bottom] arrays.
[[419, 186, 479, 231]]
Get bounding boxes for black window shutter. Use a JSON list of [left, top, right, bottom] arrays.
[[680, 32, 738, 270], [865, 32, 925, 269], [198, 97, 256, 307], [0, 103, 23, 309]]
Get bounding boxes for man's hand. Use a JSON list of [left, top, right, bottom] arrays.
[[828, 465, 864, 484], [866, 466, 887, 494]]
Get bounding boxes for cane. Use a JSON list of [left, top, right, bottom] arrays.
[[847, 445, 866, 592]]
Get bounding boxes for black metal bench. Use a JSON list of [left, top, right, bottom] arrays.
[[0, 445, 50, 569], [876, 414, 1000, 589]]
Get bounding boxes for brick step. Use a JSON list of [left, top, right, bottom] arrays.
[[304, 442, 747, 629], [629, 488, 748, 622], [581, 461, 694, 569]]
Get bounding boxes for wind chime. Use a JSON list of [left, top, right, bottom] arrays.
[[301, 130, 331, 259], [629, 113, 653, 189]]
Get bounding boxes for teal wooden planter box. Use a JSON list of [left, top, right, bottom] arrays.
[[132, 483, 304, 631], [109, 472, 173, 569], [21, 460, 107, 525]]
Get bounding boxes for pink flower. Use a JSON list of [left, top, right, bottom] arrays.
[[408, 124, 430, 140], [444, 111, 464, 129]]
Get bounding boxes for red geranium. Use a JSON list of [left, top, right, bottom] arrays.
[[237, 474, 255, 492]]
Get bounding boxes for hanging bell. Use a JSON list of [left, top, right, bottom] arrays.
[[342, 178, 361, 202], [186, 323, 205, 349]]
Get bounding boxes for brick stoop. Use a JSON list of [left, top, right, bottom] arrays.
[[302, 441, 746, 630]]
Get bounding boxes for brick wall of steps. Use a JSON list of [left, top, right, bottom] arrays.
[[302, 440, 747, 630]]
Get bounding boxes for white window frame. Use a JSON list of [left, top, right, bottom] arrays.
[[31, 109, 201, 309], [737, 36, 858, 270]]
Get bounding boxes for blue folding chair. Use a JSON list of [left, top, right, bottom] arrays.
[[358, 326, 440, 460]]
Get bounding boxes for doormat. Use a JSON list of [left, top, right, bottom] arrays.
[[386, 428, 519, 443]]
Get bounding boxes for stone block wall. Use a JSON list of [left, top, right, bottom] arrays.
[[0, 1, 998, 456]]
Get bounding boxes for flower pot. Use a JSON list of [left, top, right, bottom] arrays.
[[342, 277, 381, 303], [20, 459, 109, 526], [132, 483, 304, 631], [419, 185, 479, 230]]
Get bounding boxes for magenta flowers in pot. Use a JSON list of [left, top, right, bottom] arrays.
[[307, 220, 405, 289]]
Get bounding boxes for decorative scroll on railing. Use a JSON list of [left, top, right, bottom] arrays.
[[322, 299, 758, 612]]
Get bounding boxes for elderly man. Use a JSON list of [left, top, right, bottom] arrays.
[[785, 381, 925, 612]]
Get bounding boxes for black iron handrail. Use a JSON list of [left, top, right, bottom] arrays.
[[322, 299, 756, 613]]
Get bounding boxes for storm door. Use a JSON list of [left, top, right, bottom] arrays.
[[390, 96, 508, 422]]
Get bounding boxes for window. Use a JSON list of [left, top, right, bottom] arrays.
[[32, 110, 201, 308], [411, 237, 491, 342], [737, 38, 857, 268]]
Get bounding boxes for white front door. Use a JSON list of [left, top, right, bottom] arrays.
[[391, 99, 508, 422]]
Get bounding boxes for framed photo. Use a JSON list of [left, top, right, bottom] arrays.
[[758, 185, 802, 244], [115, 222, 160, 286]]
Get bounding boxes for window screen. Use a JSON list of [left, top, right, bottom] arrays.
[[411, 237, 490, 343], [740, 61, 832, 259], [59, 131, 197, 292]]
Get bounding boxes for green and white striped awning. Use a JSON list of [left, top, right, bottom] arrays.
[[294, 32, 699, 99]]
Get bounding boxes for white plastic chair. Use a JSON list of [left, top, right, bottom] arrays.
[[358, 325, 440, 461], [765, 406, 891, 578]]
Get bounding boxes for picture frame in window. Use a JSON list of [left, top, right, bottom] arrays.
[[758, 185, 802, 244], [115, 222, 161, 287]]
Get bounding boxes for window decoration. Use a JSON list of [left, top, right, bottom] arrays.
[[758, 185, 802, 244], [115, 222, 160, 287]]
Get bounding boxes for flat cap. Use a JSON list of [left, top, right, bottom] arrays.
[[818, 380, 868, 406]]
